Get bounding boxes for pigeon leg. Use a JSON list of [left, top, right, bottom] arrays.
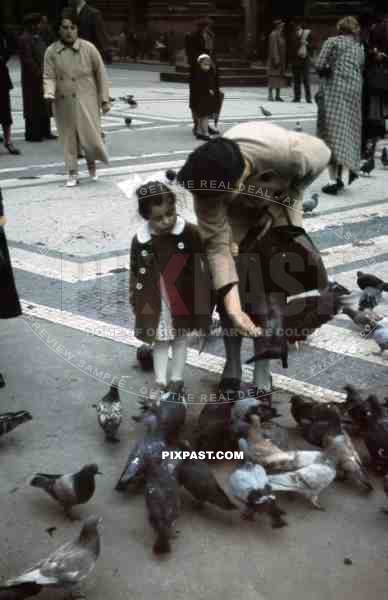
[[310, 495, 325, 510]]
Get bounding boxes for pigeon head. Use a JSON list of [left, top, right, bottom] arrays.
[[290, 395, 304, 407], [79, 515, 102, 544], [81, 464, 102, 477]]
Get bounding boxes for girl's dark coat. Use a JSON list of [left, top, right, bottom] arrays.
[[129, 221, 212, 343]]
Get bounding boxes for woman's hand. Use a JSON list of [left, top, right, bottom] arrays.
[[223, 284, 263, 338]]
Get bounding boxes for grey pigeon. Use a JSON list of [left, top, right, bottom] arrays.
[[302, 192, 319, 215], [0, 516, 101, 595], [358, 286, 382, 311], [357, 271, 388, 291], [259, 105, 272, 117], [381, 147, 388, 167], [134, 386, 186, 444], [323, 430, 373, 492], [124, 117, 132, 127], [372, 324, 388, 354], [30, 464, 101, 518], [294, 121, 303, 132], [94, 382, 122, 442], [229, 439, 287, 527], [268, 451, 337, 509], [144, 456, 180, 555], [0, 411, 32, 437], [342, 306, 382, 332], [176, 458, 235, 510], [360, 156, 375, 175], [115, 414, 166, 492]]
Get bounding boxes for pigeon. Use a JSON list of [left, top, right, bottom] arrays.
[[165, 169, 177, 183], [356, 271, 388, 292], [342, 385, 374, 433], [136, 344, 154, 371], [323, 430, 373, 492], [381, 146, 388, 167], [93, 382, 122, 442], [0, 516, 101, 594], [30, 464, 101, 518], [327, 280, 352, 296], [244, 415, 321, 473], [119, 95, 137, 107], [124, 117, 132, 127], [0, 373, 5, 388], [229, 439, 287, 527], [360, 156, 375, 175], [259, 105, 272, 117], [196, 399, 235, 453], [115, 414, 166, 491], [268, 451, 337, 509], [342, 306, 382, 332], [294, 121, 303, 132], [231, 396, 280, 427], [0, 411, 32, 437], [302, 193, 319, 215], [176, 458, 235, 510], [372, 324, 388, 354], [134, 385, 186, 444], [144, 455, 180, 555], [358, 286, 382, 311], [290, 395, 343, 446], [363, 400, 388, 472]]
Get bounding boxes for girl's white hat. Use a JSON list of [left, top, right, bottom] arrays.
[[197, 53, 211, 63]]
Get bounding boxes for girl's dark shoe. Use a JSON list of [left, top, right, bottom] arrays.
[[322, 182, 343, 195], [4, 142, 20, 155], [348, 170, 359, 186], [275, 97, 284, 102]]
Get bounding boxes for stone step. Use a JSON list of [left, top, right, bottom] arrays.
[[160, 71, 292, 86], [176, 65, 267, 76]]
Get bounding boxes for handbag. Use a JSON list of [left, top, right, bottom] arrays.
[[366, 63, 388, 94]]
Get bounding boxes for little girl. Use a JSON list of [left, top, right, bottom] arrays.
[[191, 53, 221, 141], [129, 179, 211, 400]]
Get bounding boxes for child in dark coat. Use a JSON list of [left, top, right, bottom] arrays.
[[191, 53, 220, 141], [130, 180, 211, 400]]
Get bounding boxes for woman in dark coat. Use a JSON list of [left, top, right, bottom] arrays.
[[18, 13, 55, 142], [0, 187, 22, 387], [0, 26, 20, 155], [361, 12, 388, 159]]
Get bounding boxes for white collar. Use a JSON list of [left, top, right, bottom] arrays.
[[136, 215, 185, 244]]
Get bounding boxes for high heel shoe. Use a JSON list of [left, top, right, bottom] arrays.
[[4, 142, 21, 155]]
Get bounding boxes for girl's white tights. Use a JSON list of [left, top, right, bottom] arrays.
[[153, 336, 188, 388]]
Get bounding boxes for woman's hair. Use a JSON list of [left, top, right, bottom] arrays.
[[336, 16, 360, 34], [60, 8, 79, 27], [177, 137, 245, 198], [136, 181, 175, 220]]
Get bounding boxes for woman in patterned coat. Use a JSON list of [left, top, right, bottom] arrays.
[[316, 16, 365, 195]]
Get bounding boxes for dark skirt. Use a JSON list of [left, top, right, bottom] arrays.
[[0, 226, 22, 319], [0, 88, 12, 127]]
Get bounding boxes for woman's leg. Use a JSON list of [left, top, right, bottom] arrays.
[[275, 88, 283, 101], [268, 87, 274, 101], [170, 335, 188, 384], [2, 124, 20, 155]]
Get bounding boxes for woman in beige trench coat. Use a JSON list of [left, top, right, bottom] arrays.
[[43, 9, 110, 187], [267, 20, 287, 102]]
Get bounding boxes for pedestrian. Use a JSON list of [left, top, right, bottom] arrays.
[[0, 24, 20, 155], [129, 180, 210, 401], [40, 15, 56, 47], [361, 10, 388, 161], [177, 123, 330, 401], [190, 54, 220, 141], [18, 13, 56, 142], [315, 16, 365, 195], [68, 0, 111, 63], [43, 9, 111, 187], [0, 186, 22, 385], [118, 29, 127, 61], [185, 17, 217, 136], [267, 20, 287, 102], [289, 22, 313, 103]]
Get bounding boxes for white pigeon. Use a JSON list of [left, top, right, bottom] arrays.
[[268, 453, 337, 509], [1, 516, 101, 594]]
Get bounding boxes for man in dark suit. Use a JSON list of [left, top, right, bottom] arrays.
[[68, 0, 111, 62]]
